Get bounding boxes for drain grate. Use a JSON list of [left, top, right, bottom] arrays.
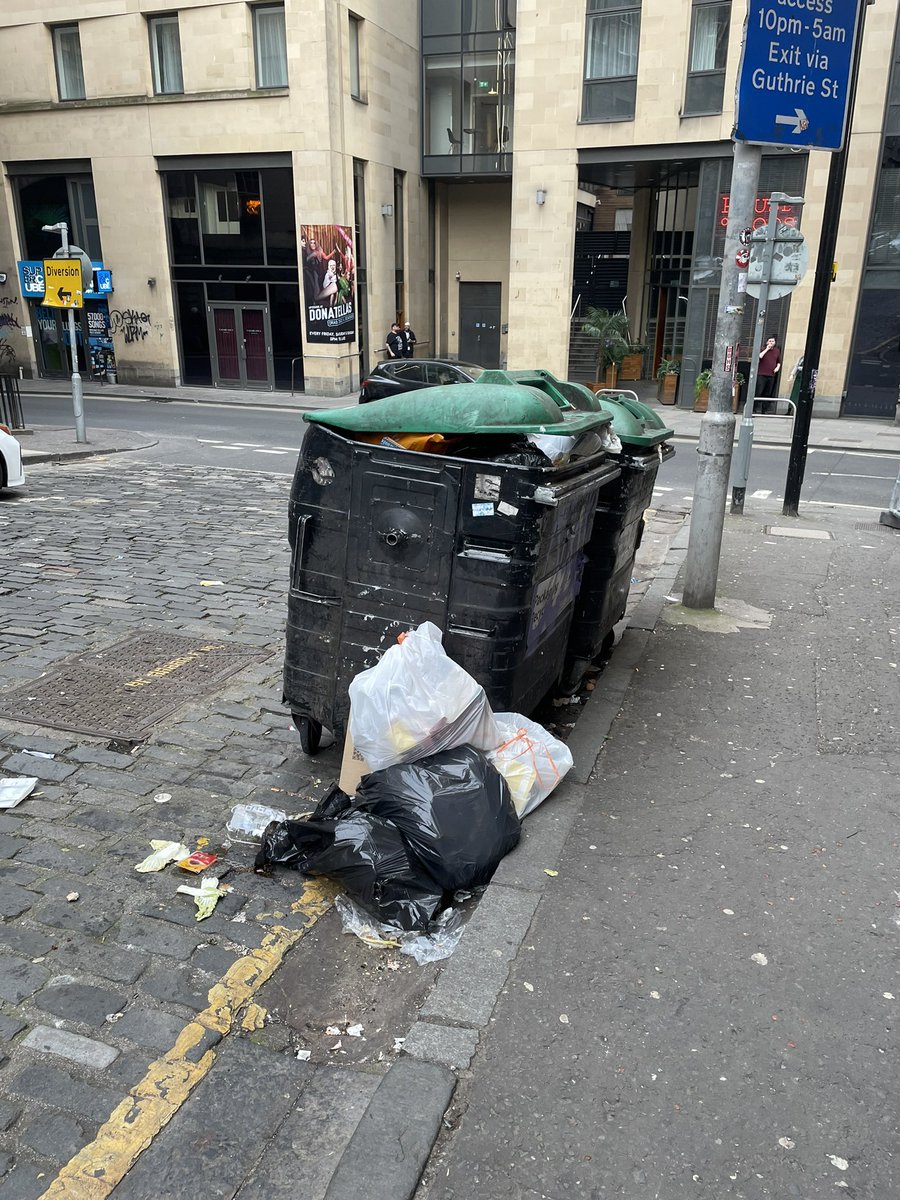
[[0, 632, 271, 740], [856, 521, 899, 535]]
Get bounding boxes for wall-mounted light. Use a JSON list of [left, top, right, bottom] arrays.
[[455, 271, 461, 282], [0, 273, 7, 286], [381, 204, 394, 217], [535, 189, 547, 206], [147, 277, 157, 288]]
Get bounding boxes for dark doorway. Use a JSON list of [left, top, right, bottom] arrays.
[[459, 282, 501, 366], [844, 285, 900, 418]]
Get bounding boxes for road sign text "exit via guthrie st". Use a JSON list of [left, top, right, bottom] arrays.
[[735, 0, 863, 151]]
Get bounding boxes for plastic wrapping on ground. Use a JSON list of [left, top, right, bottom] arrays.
[[488, 713, 574, 818], [355, 745, 520, 892], [254, 748, 519, 932], [335, 895, 466, 964], [347, 621, 499, 772]]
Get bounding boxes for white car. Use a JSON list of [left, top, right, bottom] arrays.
[[0, 424, 25, 490]]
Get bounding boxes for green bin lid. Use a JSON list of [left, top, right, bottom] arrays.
[[481, 368, 672, 448], [305, 382, 613, 436]]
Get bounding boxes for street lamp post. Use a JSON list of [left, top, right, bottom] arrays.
[[42, 222, 86, 444]]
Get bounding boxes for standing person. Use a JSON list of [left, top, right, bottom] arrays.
[[401, 321, 417, 359], [385, 322, 403, 359], [755, 335, 781, 414]]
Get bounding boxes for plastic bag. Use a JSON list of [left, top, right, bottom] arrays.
[[254, 748, 519, 932], [256, 810, 443, 931], [488, 713, 574, 817], [526, 433, 576, 465], [335, 895, 466, 964], [226, 803, 288, 844], [347, 621, 499, 772], [355, 745, 520, 893]]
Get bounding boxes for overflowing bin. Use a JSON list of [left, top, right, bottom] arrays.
[[480, 371, 675, 691], [282, 384, 621, 752]]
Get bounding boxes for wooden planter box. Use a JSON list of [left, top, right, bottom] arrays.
[[603, 364, 619, 389], [657, 374, 679, 405], [694, 387, 741, 414], [619, 353, 643, 382]]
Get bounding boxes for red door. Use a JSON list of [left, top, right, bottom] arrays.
[[212, 308, 241, 381], [241, 308, 268, 382]]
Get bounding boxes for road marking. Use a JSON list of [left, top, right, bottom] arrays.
[[751, 489, 772, 498], [251, 448, 290, 456], [40, 879, 337, 1200], [808, 449, 900, 460], [653, 486, 673, 492], [810, 471, 895, 479], [805, 500, 884, 511], [196, 438, 224, 444], [272, 446, 303, 453]]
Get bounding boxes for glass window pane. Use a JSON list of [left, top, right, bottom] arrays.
[[423, 0, 462, 35], [462, 49, 514, 153], [197, 171, 264, 265], [689, 3, 730, 72], [586, 13, 639, 80], [425, 55, 461, 154], [260, 167, 297, 266], [582, 77, 637, 121], [254, 5, 288, 89], [589, 0, 642, 11], [684, 69, 726, 115], [165, 172, 201, 264], [54, 26, 85, 101], [151, 16, 184, 95], [349, 15, 361, 97]]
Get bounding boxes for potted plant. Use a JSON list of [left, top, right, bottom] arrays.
[[581, 307, 630, 389], [733, 372, 746, 413], [619, 344, 646, 382], [656, 358, 680, 405], [693, 368, 712, 413]]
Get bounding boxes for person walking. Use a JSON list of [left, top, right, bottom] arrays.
[[385, 322, 403, 359], [401, 321, 417, 359], [755, 335, 781, 414]]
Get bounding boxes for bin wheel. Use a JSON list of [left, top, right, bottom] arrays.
[[293, 714, 323, 756]]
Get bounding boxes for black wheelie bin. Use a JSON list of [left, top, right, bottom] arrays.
[[282, 383, 621, 752], [479, 371, 675, 691]]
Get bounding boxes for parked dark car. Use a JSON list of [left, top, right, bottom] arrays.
[[359, 359, 485, 403]]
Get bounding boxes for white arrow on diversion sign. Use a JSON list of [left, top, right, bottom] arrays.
[[775, 108, 809, 134]]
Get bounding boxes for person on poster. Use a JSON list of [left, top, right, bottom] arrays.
[[755, 335, 781, 414], [401, 321, 417, 358], [318, 258, 338, 309], [385, 323, 403, 359]]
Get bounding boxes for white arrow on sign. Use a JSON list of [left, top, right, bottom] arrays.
[[775, 108, 809, 135]]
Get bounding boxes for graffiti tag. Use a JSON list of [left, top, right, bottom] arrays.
[[0, 342, 16, 366], [109, 308, 151, 345], [0, 296, 18, 307], [0, 313, 21, 331]]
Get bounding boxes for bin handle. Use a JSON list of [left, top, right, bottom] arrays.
[[290, 514, 311, 591]]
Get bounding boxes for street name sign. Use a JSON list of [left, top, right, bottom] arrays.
[[735, 0, 863, 151], [42, 259, 83, 308]]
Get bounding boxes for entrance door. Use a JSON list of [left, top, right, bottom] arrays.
[[459, 282, 501, 367], [208, 303, 273, 388]]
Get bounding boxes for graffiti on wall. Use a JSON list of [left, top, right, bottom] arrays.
[[109, 309, 151, 345]]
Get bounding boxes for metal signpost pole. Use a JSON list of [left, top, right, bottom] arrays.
[[682, 138, 761, 608], [42, 221, 86, 444], [783, 1, 871, 516], [730, 199, 781, 515]]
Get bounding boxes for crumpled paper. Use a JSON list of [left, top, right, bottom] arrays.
[[177, 874, 231, 921], [134, 840, 190, 873]]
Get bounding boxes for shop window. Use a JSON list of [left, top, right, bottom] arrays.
[[349, 14, 363, 100], [253, 3, 288, 89], [683, 1, 730, 116], [53, 24, 85, 101], [582, 0, 640, 122], [149, 14, 184, 96]]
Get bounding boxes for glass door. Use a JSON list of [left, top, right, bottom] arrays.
[[208, 303, 273, 388]]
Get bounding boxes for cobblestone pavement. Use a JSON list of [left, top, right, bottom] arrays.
[[0, 461, 369, 1198]]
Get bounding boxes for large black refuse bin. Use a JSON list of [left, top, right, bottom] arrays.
[[282, 384, 621, 752], [479, 371, 675, 691]]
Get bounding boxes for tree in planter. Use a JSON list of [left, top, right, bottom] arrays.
[[581, 307, 629, 387], [619, 344, 647, 381], [656, 358, 680, 404]]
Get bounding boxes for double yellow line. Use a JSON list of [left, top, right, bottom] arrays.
[[39, 879, 336, 1200]]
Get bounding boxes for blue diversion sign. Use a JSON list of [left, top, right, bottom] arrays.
[[735, 0, 862, 151]]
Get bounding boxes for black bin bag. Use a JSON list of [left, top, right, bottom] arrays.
[[355, 745, 520, 893], [255, 747, 520, 931]]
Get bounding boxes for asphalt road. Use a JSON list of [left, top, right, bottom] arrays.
[[21, 393, 898, 510]]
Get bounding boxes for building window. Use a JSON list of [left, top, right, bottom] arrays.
[[684, 1, 730, 116], [253, 4, 288, 89], [149, 14, 184, 95], [53, 24, 86, 101], [349, 14, 363, 99], [582, 0, 641, 122]]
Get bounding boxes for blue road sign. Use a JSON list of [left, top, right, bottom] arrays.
[[735, 0, 862, 151]]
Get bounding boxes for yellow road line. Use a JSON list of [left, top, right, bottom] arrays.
[[39, 879, 337, 1200]]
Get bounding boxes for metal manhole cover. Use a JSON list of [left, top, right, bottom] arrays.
[[856, 521, 899, 535], [0, 633, 271, 741]]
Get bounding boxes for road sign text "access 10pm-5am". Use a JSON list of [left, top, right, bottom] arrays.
[[735, 0, 863, 152]]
